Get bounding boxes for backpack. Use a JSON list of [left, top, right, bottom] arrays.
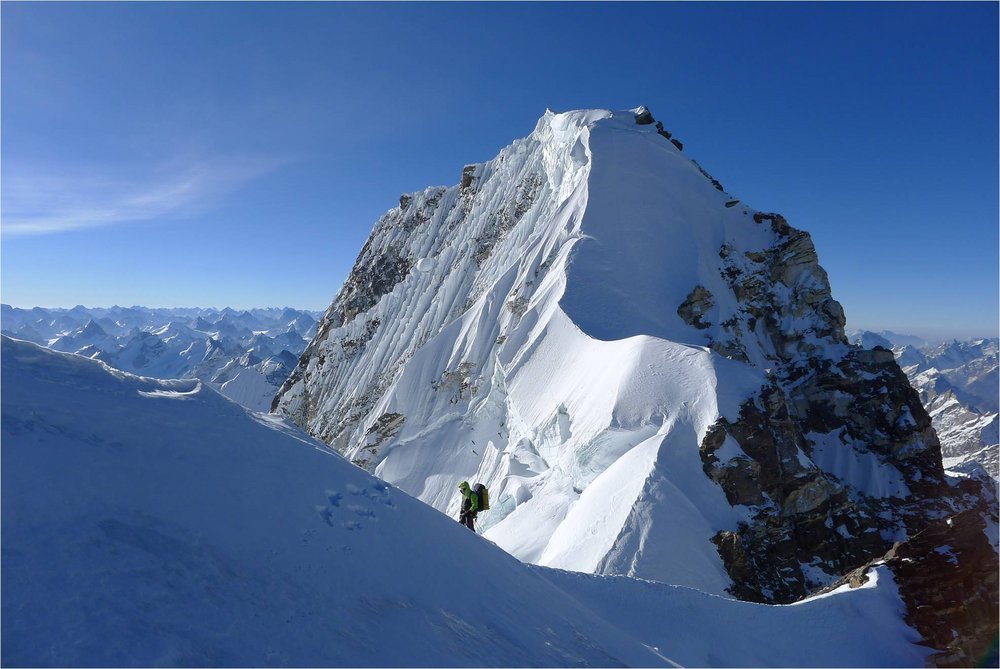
[[472, 483, 490, 511]]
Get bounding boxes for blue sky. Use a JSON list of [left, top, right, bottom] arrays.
[[2, 2, 997, 339]]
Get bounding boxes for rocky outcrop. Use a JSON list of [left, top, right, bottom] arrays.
[[826, 497, 999, 668], [708, 214, 847, 367], [891, 507, 999, 668], [341, 249, 411, 326], [701, 383, 900, 603], [461, 164, 478, 190], [691, 159, 726, 192], [632, 106, 697, 158], [633, 107, 654, 125], [791, 348, 943, 485], [691, 211, 997, 669], [693, 206, 972, 604], [677, 285, 714, 330]]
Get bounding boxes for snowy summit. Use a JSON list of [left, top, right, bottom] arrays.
[[274, 107, 997, 663]]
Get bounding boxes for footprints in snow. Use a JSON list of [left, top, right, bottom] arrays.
[[317, 481, 395, 532]]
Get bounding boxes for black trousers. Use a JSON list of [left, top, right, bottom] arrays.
[[460, 512, 476, 531]]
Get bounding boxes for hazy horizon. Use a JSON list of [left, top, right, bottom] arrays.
[[3, 301, 995, 344]]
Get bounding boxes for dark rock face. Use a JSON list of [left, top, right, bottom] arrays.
[[654, 121, 672, 140], [461, 164, 478, 191], [826, 495, 999, 668], [631, 106, 690, 160], [339, 249, 411, 327], [700, 383, 896, 603], [891, 507, 999, 668], [706, 214, 847, 366], [634, 107, 654, 125], [677, 285, 714, 330], [753, 211, 792, 236], [687, 208, 994, 611], [792, 348, 943, 482]]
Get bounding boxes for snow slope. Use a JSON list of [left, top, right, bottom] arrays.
[[1, 336, 928, 667]]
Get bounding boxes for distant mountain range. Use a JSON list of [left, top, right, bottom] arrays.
[[1, 305, 322, 412], [848, 329, 998, 479]]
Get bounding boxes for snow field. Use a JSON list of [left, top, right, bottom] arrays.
[[2, 336, 929, 667]]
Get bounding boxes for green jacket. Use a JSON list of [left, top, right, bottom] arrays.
[[459, 481, 478, 513]]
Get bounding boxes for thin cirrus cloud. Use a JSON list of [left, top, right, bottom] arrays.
[[1, 155, 284, 238]]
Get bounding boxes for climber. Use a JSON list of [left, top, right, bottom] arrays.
[[457, 481, 479, 532]]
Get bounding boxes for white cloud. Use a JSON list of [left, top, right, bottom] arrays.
[[1, 155, 284, 237]]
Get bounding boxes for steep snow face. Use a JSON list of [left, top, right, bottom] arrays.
[[2, 337, 931, 667], [274, 108, 955, 601], [563, 116, 779, 359]]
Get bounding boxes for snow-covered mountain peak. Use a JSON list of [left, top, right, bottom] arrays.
[[79, 319, 106, 336], [274, 107, 994, 612]]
